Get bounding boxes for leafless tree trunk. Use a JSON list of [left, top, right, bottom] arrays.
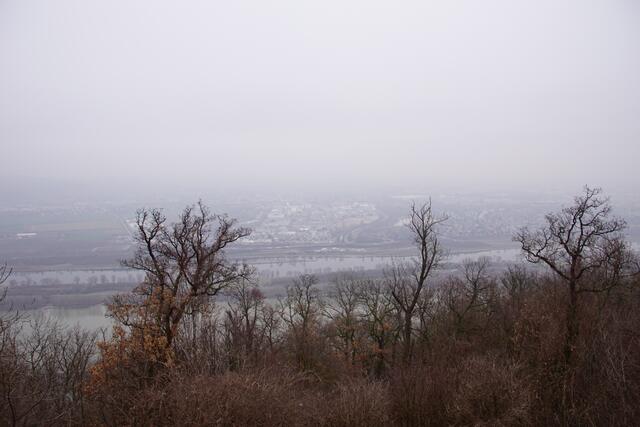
[[279, 274, 323, 371], [224, 278, 265, 370], [324, 275, 362, 366], [358, 278, 397, 377], [445, 257, 494, 336], [515, 186, 638, 364], [114, 201, 252, 354], [388, 201, 446, 361]]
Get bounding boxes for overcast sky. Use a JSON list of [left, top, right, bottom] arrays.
[[1, 0, 639, 198]]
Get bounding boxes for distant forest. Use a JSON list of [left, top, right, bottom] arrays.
[[1, 186, 639, 426]]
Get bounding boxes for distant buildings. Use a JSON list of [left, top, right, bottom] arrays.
[[16, 232, 37, 239]]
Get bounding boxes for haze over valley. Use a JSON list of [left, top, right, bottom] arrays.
[[1, 1, 640, 425]]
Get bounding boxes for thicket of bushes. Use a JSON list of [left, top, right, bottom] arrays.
[[1, 188, 639, 426]]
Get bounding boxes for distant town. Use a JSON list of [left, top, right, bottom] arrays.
[[1, 190, 638, 312]]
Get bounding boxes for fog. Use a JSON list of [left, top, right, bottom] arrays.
[[1, 0, 639, 200]]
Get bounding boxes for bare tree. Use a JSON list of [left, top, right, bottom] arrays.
[[515, 186, 638, 363], [0, 315, 97, 426], [387, 201, 447, 361], [500, 264, 537, 305], [109, 201, 252, 362], [259, 303, 281, 355], [223, 278, 265, 370], [444, 257, 494, 336], [279, 274, 323, 371], [358, 279, 397, 377], [0, 263, 10, 286], [497, 264, 538, 347], [324, 275, 362, 367], [0, 263, 17, 336]]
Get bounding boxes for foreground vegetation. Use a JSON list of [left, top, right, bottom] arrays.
[[1, 187, 639, 426]]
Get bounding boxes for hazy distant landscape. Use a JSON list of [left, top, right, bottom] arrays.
[[2, 0, 640, 425], [1, 189, 638, 341], [3, 190, 638, 313]]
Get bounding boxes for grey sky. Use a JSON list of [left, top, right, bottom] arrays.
[[1, 0, 639, 196]]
